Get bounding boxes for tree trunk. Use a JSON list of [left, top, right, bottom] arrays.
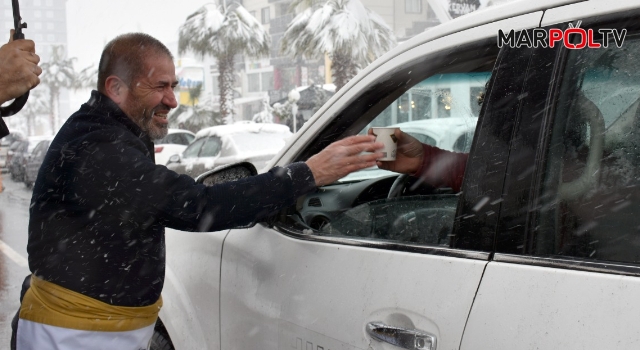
[[331, 52, 358, 92], [48, 87, 57, 135], [217, 53, 236, 124]]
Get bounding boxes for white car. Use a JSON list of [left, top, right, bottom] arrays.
[[153, 128, 195, 165], [166, 123, 292, 178], [158, 1, 640, 350]]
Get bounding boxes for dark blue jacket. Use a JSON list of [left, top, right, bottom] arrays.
[[27, 91, 316, 306]]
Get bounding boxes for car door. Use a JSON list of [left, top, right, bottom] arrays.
[[461, 2, 640, 349], [219, 12, 542, 350]]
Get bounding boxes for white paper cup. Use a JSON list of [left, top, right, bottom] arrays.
[[371, 127, 399, 161]]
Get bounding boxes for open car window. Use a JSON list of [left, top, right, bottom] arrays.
[[279, 38, 499, 247]]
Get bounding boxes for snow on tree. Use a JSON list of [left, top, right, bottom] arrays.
[[179, 3, 270, 125], [252, 95, 275, 124], [281, 0, 396, 91]]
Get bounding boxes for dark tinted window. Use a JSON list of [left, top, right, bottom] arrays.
[[535, 35, 640, 264]]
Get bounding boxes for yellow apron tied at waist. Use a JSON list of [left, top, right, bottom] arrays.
[[19, 275, 162, 332]]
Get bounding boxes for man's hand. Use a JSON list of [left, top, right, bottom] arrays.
[[0, 29, 41, 105], [306, 135, 384, 186], [368, 128, 424, 174]]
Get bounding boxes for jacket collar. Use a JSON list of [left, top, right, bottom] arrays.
[[87, 90, 153, 145]]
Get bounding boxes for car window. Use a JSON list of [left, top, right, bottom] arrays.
[[284, 39, 499, 247], [32, 141, 48, 158], [182, 137, 206, 159], [183, 133, 195, 144], [199, 136, 221, 157], [534, 34, 640, 264]]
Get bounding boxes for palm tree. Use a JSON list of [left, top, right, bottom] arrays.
[[19, 88, 49, 136], [188, 83, 203, 107], [39, 45, 96, 134], [281, 0, 396, 91], [179, 2, 270, 124]]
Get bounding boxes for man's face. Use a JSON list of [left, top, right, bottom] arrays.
[[121, 54, 178, 140]]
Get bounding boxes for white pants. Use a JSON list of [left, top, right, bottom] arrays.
[[16, 319, 155, 350]]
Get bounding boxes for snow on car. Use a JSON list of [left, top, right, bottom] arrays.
[[166, 122, 292, 178]]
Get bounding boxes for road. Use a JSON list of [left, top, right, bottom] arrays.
[[0, 174, 34, 347]]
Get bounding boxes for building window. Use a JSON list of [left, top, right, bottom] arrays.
[[47, 34, 54, 42], [45, 0, 53, 6], [405, 0, 422, 13], [261, 72, 274, 91], [47, 22, 54, 30], [248, 73, 260, 93], [46, 11, 54, 18], [34, 10, 42, 18], [34, 22, 42, 30], [261, 7, 270, 25], [33, 0, 41, 5]]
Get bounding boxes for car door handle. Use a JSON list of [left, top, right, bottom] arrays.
[[366, 322, 437, 350]]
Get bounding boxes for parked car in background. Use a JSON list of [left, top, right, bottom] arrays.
[[23, 136, 54, 187], [0, 132, 24, 172], [166, 123, 292, 178], [153, 128, 195, 165], [156, 1, 640, 350], [8, 140, 27, 180], [10, 136, 51, 182], [7, 140, 25, 180]]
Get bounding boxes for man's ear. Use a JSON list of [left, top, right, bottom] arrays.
[[103, 76, 128, 104]]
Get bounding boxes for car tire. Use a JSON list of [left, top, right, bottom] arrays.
[[149, 323, 175, 350]]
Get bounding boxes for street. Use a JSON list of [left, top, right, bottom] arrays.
[[0, 174, 34, 347]]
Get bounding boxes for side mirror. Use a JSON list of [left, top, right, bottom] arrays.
[[167, 154, 181, 165], [195, 161, 258, 186]]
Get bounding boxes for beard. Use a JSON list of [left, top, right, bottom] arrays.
[[125, 98, 170, 140], [139, 105, 169, 140]]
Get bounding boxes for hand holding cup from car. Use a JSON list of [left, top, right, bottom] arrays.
[[306, 135, 384, 186], [368, 128, 424, 175]]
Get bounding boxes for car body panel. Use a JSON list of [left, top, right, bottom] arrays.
[[461, 262, 640, 349], [159, 229, 229, 350], [220, 226, 488, 350]]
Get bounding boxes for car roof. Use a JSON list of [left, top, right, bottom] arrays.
[[195, 123, 291, 140], [167, 128, 195, 136], [392, 117, 478, 133], [398, 0, 582, 52]]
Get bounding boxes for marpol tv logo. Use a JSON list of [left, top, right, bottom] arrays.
[[498, 21, 627, 49]]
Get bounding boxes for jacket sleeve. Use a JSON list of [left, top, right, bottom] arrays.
[[73, 133, 316, 232], [412, 144, 468, 192]]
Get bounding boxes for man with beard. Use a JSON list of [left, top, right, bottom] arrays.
[[12, 33, 383, 350]]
